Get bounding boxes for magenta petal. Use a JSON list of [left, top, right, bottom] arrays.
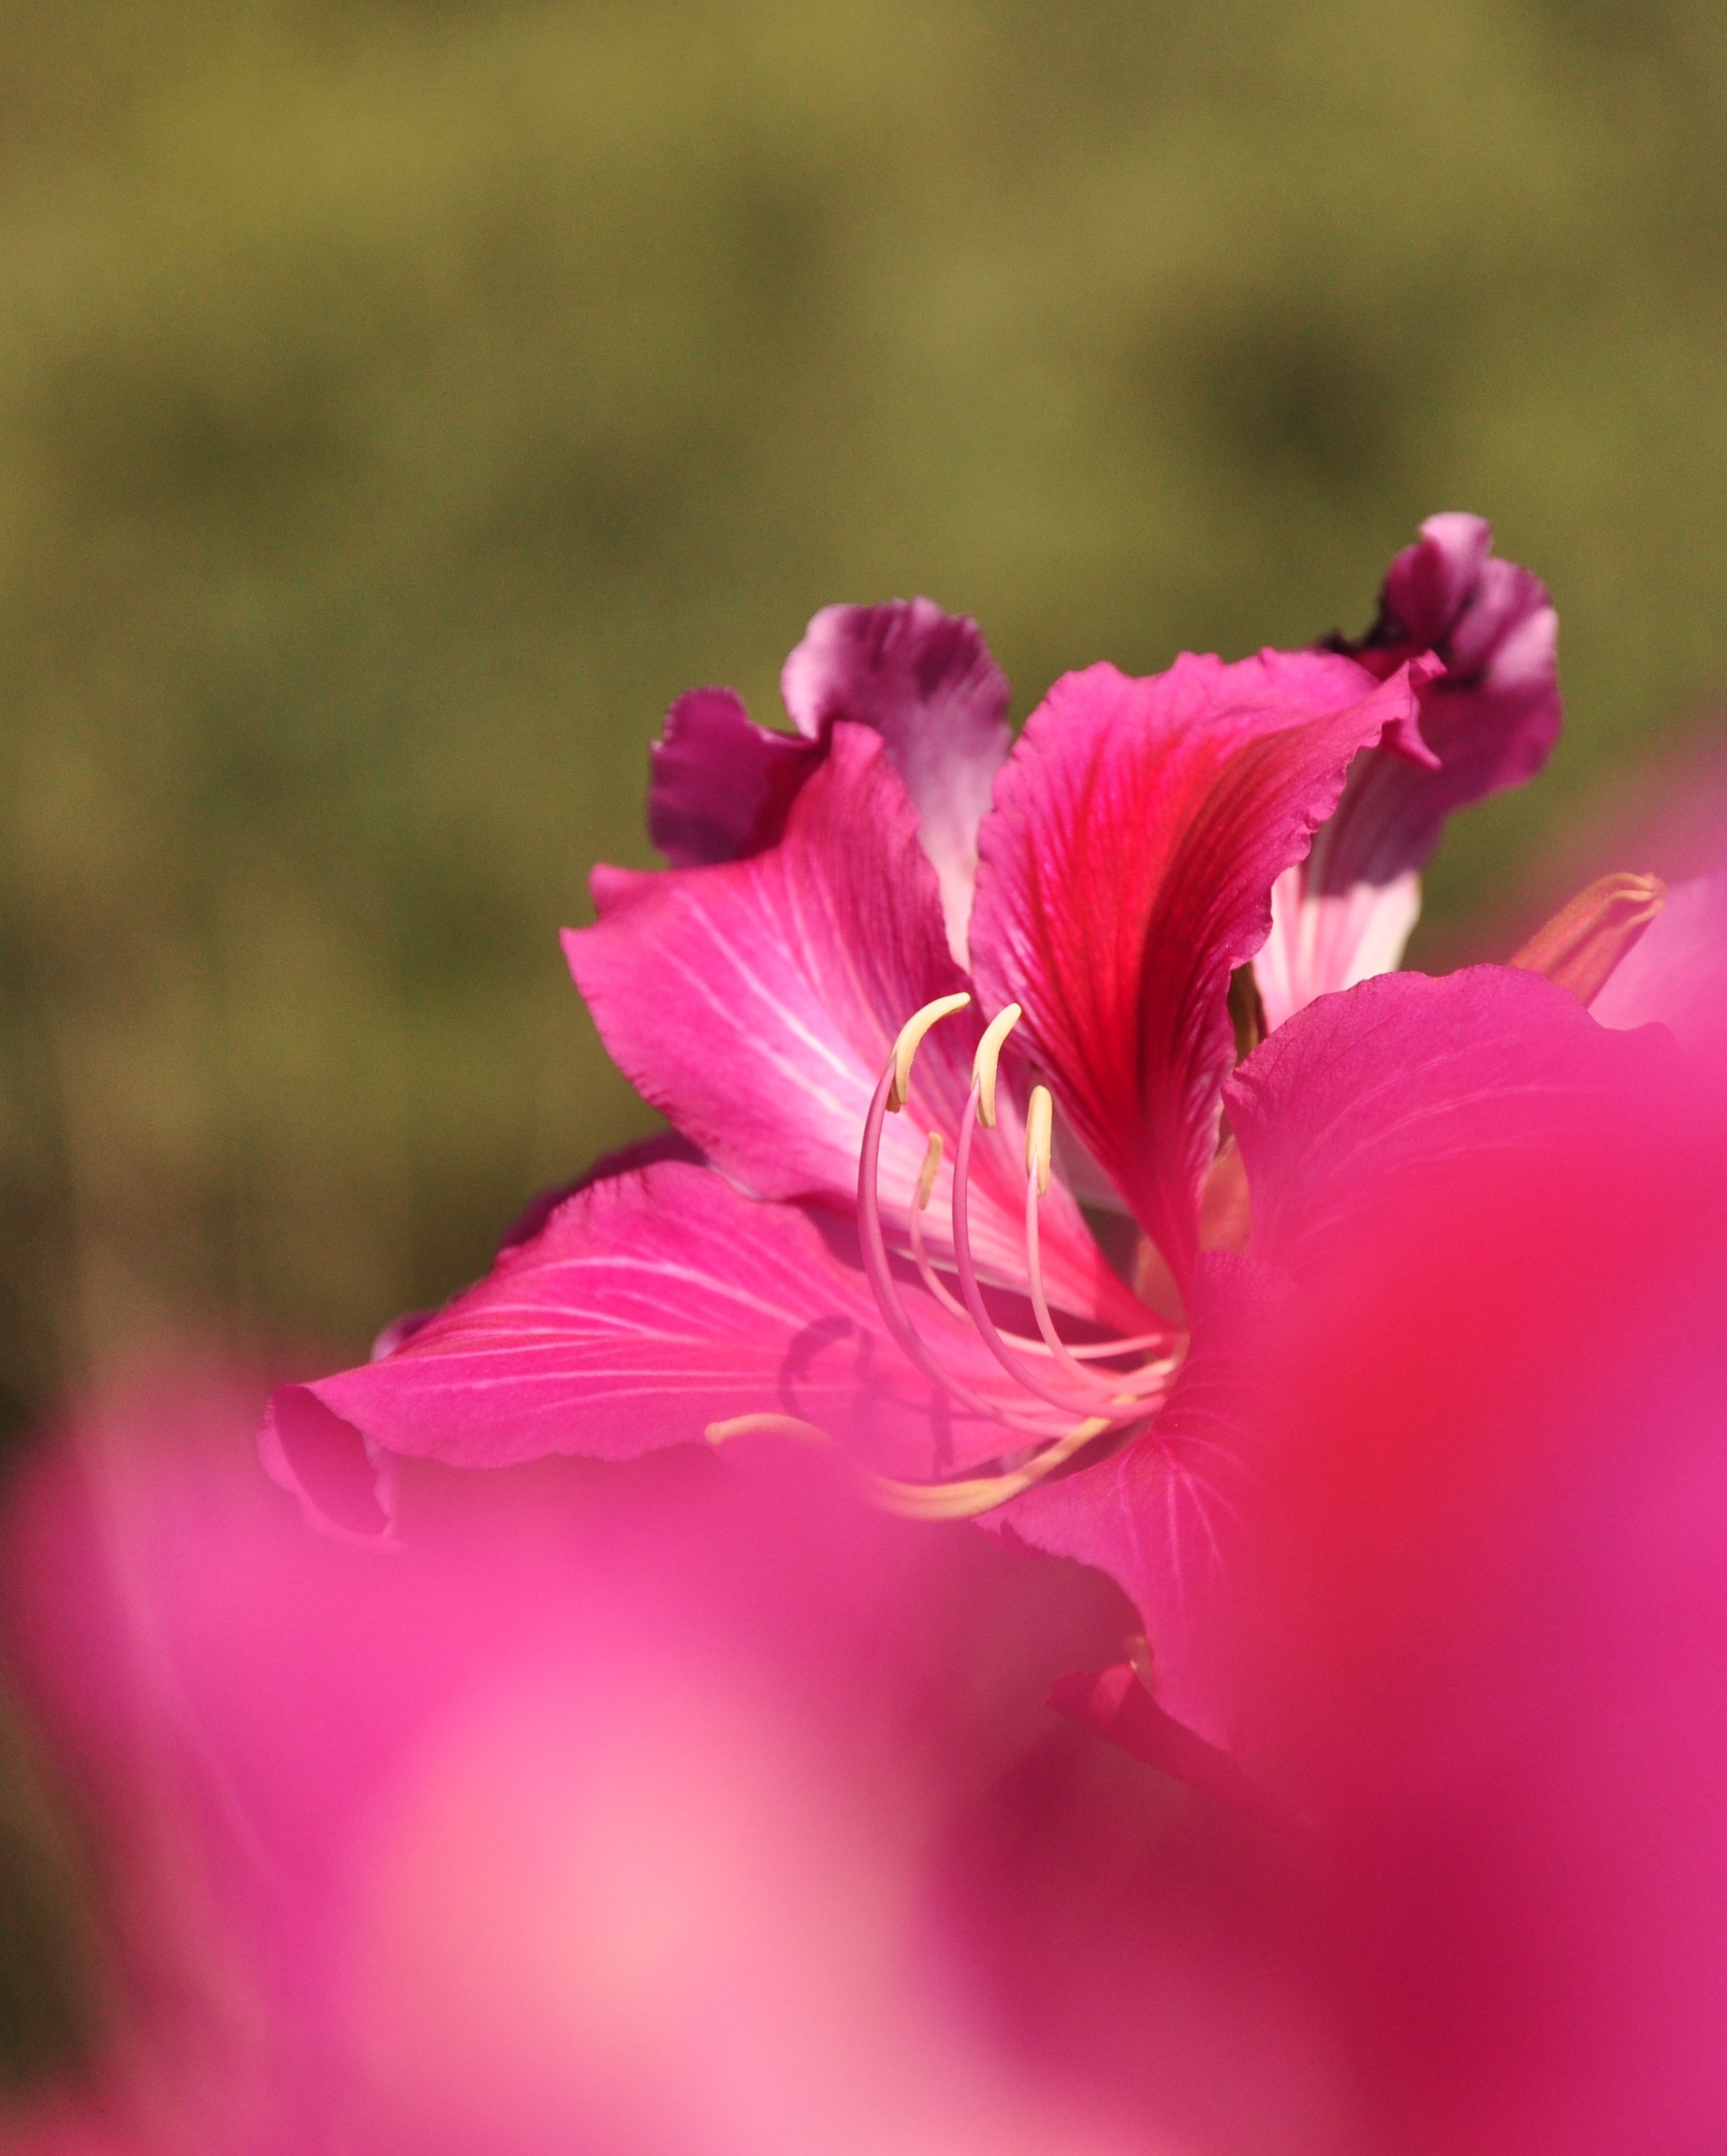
[[590, 862, 660, 916], [1228, 964, 1680, 1280], [1589, 870, 1727, 1055], [1258, 516, 1561, 1025], [295, 1160, 1026, 1482], [648, 685, 823, 868], [1346, 516, 1561, 820], [644, 600, 1011, 956], [780, 600, 1011, 961], [998, 1252, 1289, 1750], [1379, 506, 1494, 632], [573, 721, 954, 1222], [969, 650, 1426, 1292], [572, 721, 1137, 1327], [258, 1386, 400, 1547]]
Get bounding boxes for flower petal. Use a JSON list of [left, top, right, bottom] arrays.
[[648, 686, 823, 868], [1008, 966, 1679, 1755], [1257, 513, 1561, 1028], [1254, 864, 1422, 1032], [1228, 964, 1681, 1280], [996, 1252, 1290, 1751], [643, 600, 1011, 965], [1345, 514, 1559, 805], [269, 1160, 1032, 1489], [968, 650, 1427, 1297], [572, 721, 1139, 1327], [259, 1386, 401, 1548], [360, 1135, 709, 1371], [1589, 869, 1727, 1054], [780, 600, 1011, 963]]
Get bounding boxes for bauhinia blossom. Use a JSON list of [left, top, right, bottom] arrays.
[[261, 518, 1685, 1758]]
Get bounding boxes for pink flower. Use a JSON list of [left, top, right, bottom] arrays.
[[2, 1367, 1243, 2153], [261, 518, 1668, 1757], [1230, 1039, 1727, 2153]]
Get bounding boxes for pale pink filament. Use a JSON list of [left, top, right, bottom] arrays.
[[1021, 1169, 1175, 1399], [855, 1064, 1071, 1438], [856, 1014, 1178, 1465], [948, 1088, 1132, 1415], [909, 1168, 1170, 1366]]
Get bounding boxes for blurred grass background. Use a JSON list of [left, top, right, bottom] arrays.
[[3, 0, 1727, 1433]]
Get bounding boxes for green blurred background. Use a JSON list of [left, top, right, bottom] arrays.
[[3, 0, 1727, 1434]]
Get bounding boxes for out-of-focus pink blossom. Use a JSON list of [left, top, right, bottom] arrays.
[[983, 1024, 1727, 2151], [1230, 1046, 1727, 2152], [10, 1371, 1277, 2155], [29, 1052, 1727, 2151], [996, 960, 1675, 1747]]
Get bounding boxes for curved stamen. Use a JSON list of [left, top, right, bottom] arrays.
[[915, 1129, 945, 1212], [907, 1124, 1074, 1350], [1017, 1083, 1180, 1400], [888, 1008, 1167, 1364], [707, 1405, 1115, 1522], [856, 1056, 1067, 1435], [845, 996, 1185, 1519], [907, 1136, 975, 1326], [867, 1413, 1114, 1519], [1025, 1082, 1054, 1197], [1020, 1088, 1148, 1400], [909, 1174, 1173, 1365], [706, 1413, 832, 1447], [971, 1001, 1023, 1128], [890, 1012, 1171, 1399], [1024, 1331, 1178, 1363], [1023, 1181, 1179, 1399], [950, 1078, 1133, 1417]]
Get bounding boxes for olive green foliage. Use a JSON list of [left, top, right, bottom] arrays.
[[2, 0, 1725, 1419], [0, 1677, 104, 2093]]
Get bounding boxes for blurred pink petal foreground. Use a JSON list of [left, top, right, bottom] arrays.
[[2, 1376, 1217, 2154], [261, 515, 1692, 1755], [18, 1025, 1727, 2154], [1238, 1042, 1727, 2154]]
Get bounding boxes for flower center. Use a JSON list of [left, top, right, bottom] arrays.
[[848, 995, 1178, 1518]]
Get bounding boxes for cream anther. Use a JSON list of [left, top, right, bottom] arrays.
[[915, 1131, 943, 1212], [888, 992, 971, 1112], [1025, 1084, 1053, 1195], [971, 1003, 1023, 1128]]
